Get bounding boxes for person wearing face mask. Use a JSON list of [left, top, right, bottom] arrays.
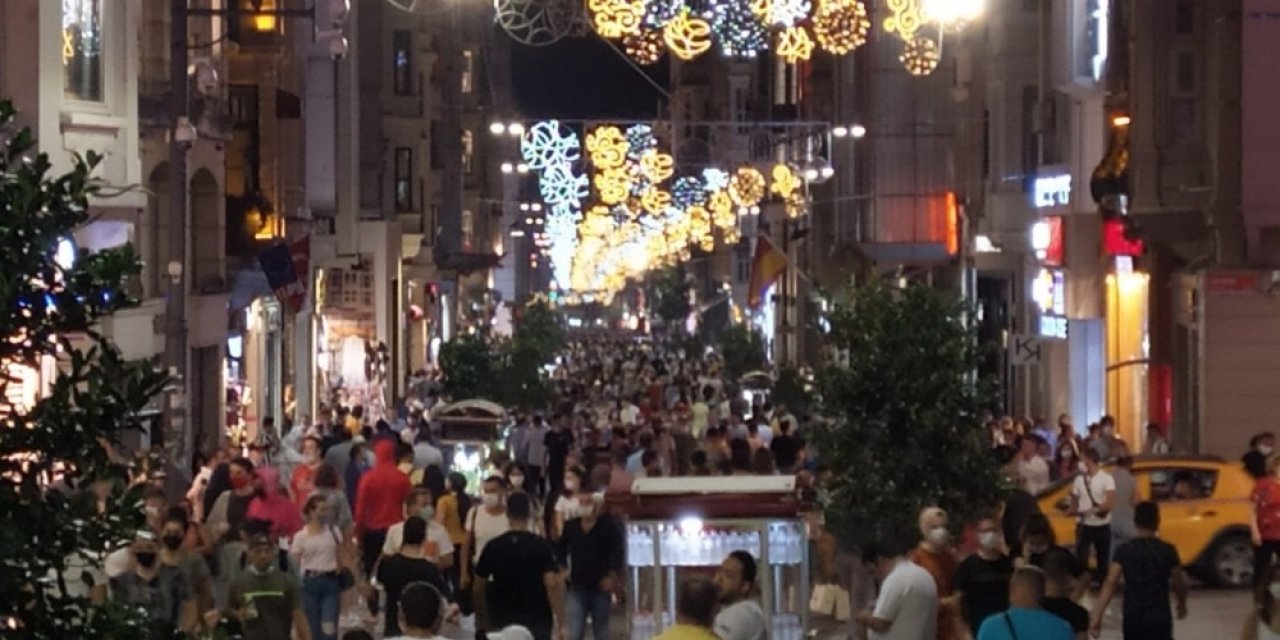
[[382, 488, 455, 569], [953, 514, 1014, 636], [1247, 433, 1277, 480], [110, 531, 196, 640], [159, 509, 215, 626], [355, 439, 414, 576], [1070, 447, 1115, 587], [463, 476, 512, 640], [1017, 513, 1087, 598], [909, 507, 960, 640], [1089, 415, 1125, 463], [205, 457, 260, 603], [555, 482, 625, 640], [553, 466, 589, 540], [1253, 456, 1280, 590], [291, 436, 324, 511], [1246, 563, 1280, 640], [290, 494, 346, 640], [223, 532, 312, 640]]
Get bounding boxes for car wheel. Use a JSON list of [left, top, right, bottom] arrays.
[[1209, 534, 1254, 588]]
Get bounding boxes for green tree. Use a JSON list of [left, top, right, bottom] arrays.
[[438, 333, 495, 400], [513, 299, 564, 364], [771, 366, 811, 416], [812, 281, 1002, 549], [495, 342, 553, 411], [718, 324, 766, 381], [650, 265, 691, 329], [0, 101, 169, 637]]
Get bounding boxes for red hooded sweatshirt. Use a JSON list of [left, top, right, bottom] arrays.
[[355, 439, 412, 531]]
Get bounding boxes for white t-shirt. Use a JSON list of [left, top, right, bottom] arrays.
[[468, 508, 511, 559], [45, 552, 107, 600], [757, 425, 774, 448], [714, 599, 767, 640], [1073, 469, 1117, 526], [554, 495, 594, 522], [870, 559, 938, 640], [1016, 455, 1051, 494], [290, 526, 339, 573], [382, 519, 456, 561]]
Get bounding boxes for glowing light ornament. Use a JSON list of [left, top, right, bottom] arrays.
[[883, 0, 923, 40], [538, 163, 590, 208], [723, 225, 742, 244], [590, 0, 645, 39], [900, 36, 940, 76], [729, 166, 766, 206], [770, 163, 802, 199], [671, 176, 708, 208], [775, 25, 815, 63], [709, 0, 768, 58], [702, 168, 730, 192], [625, 124, 658, 158], [641, 188, 673, 214], [522, 120, 581, 169], [750, 0, 811, 28], [662, 10, 714, 60], [586, 126, 629, 169], [640, 150, 676, 183], [921, 0, 983, 30], [784, 191, 807, 218], [709, 190, 735, 227], [594, 167, 632, 205], [623, 28, 665, 65], [812, 0, 870, 54], [545, 206, 581, 287]]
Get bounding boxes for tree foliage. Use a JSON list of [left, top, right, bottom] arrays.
[[718, 324, 766, 381], [0, 100, 169, 638], [439, 333, 495, 400], [812, 281, 1002, 549], [771, 366, 811, 416], [650, 265, 691, 328], [513, 299, 565, 364]]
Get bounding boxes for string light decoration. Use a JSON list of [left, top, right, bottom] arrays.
[[641, 187, 673, 214], [883, 0, 923, 40], [643, 0, 683, 28], [522, 120, 581, 169], [729, 166, 766, 207], [671, 176, 708, 208], [775, 25, 815, 64], [538, 163, 590, 208], [709, 190, 735, 226], [662, 10, 714, 60], [812, 0, 870, 54], [586, 126, 629, 169], [702, 168, 730, 192], [590, 0, 645, 39], [709, 0, 768, 58], [770, 163, 802, 199], [594, 167, 632, 205], [751, 0, 812, 27], [625, 124, 658, 158], [623, 28, 665, 64], [900, 36, 940, 76], [640, 150, 676, 183], [784, 191, 807, 218]]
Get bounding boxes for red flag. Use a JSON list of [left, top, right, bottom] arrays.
[[286, 235, 310, 312], [747, 235, 787, 308]]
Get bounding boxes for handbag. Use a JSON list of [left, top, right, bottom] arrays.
[[329, 526, 356, 591]]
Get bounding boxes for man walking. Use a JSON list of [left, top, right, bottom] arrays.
[[713, 551, 767, 640], [376, 517, 449, 638], [975, 567, 1073, 640], [474, 493, 566, 640], [555, 489, 625, 640], [857, 539, 937, 640], [225, 532, 311, 640], [355, 439, 413, 575], [1090, 501, 1188, 640], [1070, 447, 1115, 585]]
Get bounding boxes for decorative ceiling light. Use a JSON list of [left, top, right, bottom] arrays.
[[594, 167, 632, 205], [672, 176, 708, 208], [775, 25, 815, 63], [883, 0, 923, 41], [641, 187, 673, 214], [625, 124, 658, 158], [662, 10, 714, 60], [702, 168, 730, 192], [729, 166, 766, 207], [521, 120, 581, 169], [751, 0, 812, 28], [639, 149, 676, 183], [623, 28, 665, 65], [642, 0, 683, 28], [710, 0, 769, 58], [590, 0, 645, 39], [812, 0, 870, 55], [770, 163, 802, 198], [538, 163, 591, 208], [900, 36, 940, 76], [586, 126, 629, 169]]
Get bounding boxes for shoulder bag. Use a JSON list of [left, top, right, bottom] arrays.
[[1003, 612, 1020, 640], [329, 526, 356, 590]]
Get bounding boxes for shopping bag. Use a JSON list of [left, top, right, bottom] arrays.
[[809, 583, 837, 616], [833, 585, 851, 622]]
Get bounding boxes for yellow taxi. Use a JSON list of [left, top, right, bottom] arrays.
[[1036, 455, 1255, 587]]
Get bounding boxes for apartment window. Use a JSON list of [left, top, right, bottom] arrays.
[[392, 30, 413, 95], [1021, 85, 1039, 179], [461, 209, 474, 250], [1174, 1, 1194, 35], [62, 0, 104, 101], [429, 120, 442, 169], [462, 50, 474, 94], [395, 147, 413, 211], [462, 129, 474, 174], [1168, 49, 1196, 143]]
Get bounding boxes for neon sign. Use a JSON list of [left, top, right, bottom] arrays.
[[1033, 174, 1071, 209]]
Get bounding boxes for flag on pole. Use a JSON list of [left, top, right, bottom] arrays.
[[747, 235, 788, 308]]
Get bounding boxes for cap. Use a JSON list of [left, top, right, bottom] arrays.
[[487, 626, 534, 640]]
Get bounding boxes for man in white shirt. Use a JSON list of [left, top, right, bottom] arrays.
[[1070, 447, 1116, 584], [857, 540, 938, 640], [713, 551, 767, 640], [1015, 436, 1051, 494], [382, 488, 455, 570]]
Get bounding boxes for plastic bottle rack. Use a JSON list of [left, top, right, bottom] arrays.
[[626, 522, 805, 567]]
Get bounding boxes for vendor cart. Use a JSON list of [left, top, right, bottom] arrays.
[[615, 476, 809, 640], [431, 398, 505, 487]]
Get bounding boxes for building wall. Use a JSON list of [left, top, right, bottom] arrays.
[[1199, 278, 1280, 458]]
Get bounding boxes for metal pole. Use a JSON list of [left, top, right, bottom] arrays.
[[166, 0, 191, 493]]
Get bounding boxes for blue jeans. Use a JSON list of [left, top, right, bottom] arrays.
[[302, 573, 342, 640], [566, 588, 611, 640]]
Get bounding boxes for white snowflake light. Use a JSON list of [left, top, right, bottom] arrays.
[[521, 119, 582, 169]]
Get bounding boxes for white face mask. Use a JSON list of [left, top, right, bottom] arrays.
[[977, 531, 998, 550], [564, 480, 580, 493], [509, 475, 525, 488], [1261, 445, 1275, 456], [1270, 583, 1280, 599], [927, 526, 950, 546], [482, 493, 501, 509]]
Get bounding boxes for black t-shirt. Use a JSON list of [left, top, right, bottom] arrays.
[[954, 554, 1014, 632], [1245, 450, 1268, 479], [1113, 537, 1181, 626], [545, 430, 575, 470], [475, 530, 558, 632], [377, 554, 448, 637], [555, 515, 625, 592], [1043, 596, 1089, 633], [1001, 490, 1039, 556], [1027, 545, 1085, 579], [770, 435, 800, 470]]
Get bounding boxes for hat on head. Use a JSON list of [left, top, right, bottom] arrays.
[[487, 627, 534, 640]]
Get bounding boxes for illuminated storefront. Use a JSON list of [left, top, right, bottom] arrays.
[[1105, 258, 1149, 446]]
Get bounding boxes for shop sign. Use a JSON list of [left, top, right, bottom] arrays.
[[1031, 216, 1065, 266], [1032, 268, 1069, 339], [1033, 174, 1071, 209], [1206, 271, 1260, 294]]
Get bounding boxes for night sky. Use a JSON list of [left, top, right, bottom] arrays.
[[511, 36, 669, 120]]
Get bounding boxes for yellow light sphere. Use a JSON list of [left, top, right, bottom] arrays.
[[623, 29, 664, 65], [729, 166, 766, 207], [640, 150, 675, 184], [662, 11, 713, 61], [594, 167, 631, 205], [775, 25, 815, 64], [591, 0, 645, 39], [900, 35, 940, 76], [785, 192, 807, 218], [586, 126, 629, 169], [770, 163, 802, 199], [813, 0, 870, 55]]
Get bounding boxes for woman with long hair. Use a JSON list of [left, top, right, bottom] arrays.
[[436, 472, 471, 598]]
